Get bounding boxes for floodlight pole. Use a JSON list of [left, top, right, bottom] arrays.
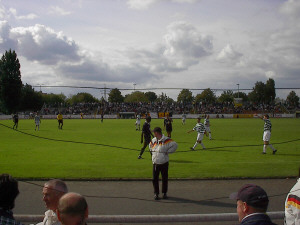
[[133, 83, 136, 91], [237, 84, 240, 98]]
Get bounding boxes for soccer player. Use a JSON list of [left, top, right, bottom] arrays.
[[164, 114, 173, 138], [57, 113, 63, 129], [135, 113, 141, 131], [182, 113, 186, 125], [255, 114, 277, 155], [187, 117, 206, 150], [204, 115, 212, 140], [101, 110, 104, 123], [138, 116, 153, 159], [35, 113, 41, 131], [12, 113, 18, 129]]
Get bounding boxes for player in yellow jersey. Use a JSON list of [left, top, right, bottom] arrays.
[[57, 113, 63, 129]]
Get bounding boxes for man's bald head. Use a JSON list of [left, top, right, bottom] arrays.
[[57, 192, 88, 225]]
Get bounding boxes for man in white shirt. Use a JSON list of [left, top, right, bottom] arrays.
[[37, 179, 68, 225]]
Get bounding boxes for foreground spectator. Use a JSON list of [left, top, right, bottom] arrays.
[[57, 193, 88, 225], [150, 127, 177, 200], [38, 179, 68, 225], [285, 168, 300, 225], [232, 184, 276, 225], [0, 174, 22, 225]]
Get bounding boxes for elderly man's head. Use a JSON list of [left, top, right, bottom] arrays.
[[43, 179, 68, 211], [234, 184, 269, 222], [57, 192, 88, 225]]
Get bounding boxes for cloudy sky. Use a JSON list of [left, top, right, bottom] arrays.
[[0, 0, 299, 99]]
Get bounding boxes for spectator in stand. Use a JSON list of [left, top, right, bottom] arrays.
[[0, 174, 22, 225], [38, 179, 68, 225], [57, 193, 88, 225]]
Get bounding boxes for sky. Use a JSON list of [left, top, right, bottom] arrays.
[[0, 0, 299, 100]]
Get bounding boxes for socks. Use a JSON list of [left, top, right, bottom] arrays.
[[264, 144, 275, 153], [193, 142, 198, 149], [269, 144, 275, 151], [263, 145, 267, 153], [201, 143, 205, 149]]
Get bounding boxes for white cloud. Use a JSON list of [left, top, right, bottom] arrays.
[[127, 0, 159, 10], [0, 20, 18, 51], [280, 0, 300, 20], [10, 24, 80, 64], [49, 6, 72, 16], [9, 8, 37, 20], [127, 0, 200, 10], [217, 44, 242, 63], [163, 21, 213, 67], [126, 21, 213, 72]]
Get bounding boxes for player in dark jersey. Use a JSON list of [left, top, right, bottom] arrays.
[[164, 114, 173, 138], [138, 116, 153, 159], [12, 113, 18, 129]]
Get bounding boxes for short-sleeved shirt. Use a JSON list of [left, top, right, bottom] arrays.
[[263, 119, 272, 132], [193, 123, 206, 134], [142, 122, 152, 140]]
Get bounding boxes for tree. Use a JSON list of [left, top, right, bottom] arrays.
[[248, 81, 265, 104], [19, 84, 43, 111], [42, 93, 66, 106], [233, 92, 248, 102], [286, 91, 299, 107], [156, 92, 174, 104], [265, 78, 276, 104], [67, 92, 98, 104], [0, 50, 22, 113], [194, 88, 216, 104], [248, 79, 276, 104], [177, 89, 193, 103], [124, 91, 148, 103], [108, 88, 124, 103], [145, 91, 157, 102], [218, 90, 234, 103]]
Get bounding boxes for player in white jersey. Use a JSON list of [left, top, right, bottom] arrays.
[[187, 117, 206, 150], [135, 114, 141, 131], [182, 113, 186, 125], [34, 113, 41, 131], [255, 114, 277, 155], [204, 115, 212, 140]]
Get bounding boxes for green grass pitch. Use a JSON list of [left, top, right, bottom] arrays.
[[0, 118, 299, 179]]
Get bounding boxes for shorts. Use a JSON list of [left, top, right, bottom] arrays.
[[197, 133, 204, 142], [58, 119, 63, 125], [205, 126, 211, 133], [35, 122, 40, 126], [263, 130, 271, 142]]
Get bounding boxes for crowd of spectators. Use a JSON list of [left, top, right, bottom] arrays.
[[40, 101, 299, 116]]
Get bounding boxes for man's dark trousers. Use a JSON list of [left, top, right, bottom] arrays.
[[152, 162, 169, 194]]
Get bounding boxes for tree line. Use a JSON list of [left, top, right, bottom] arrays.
[[0, 50, 299, 114]]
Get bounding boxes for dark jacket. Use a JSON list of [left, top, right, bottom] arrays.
[[240, 213, 277, 225]]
